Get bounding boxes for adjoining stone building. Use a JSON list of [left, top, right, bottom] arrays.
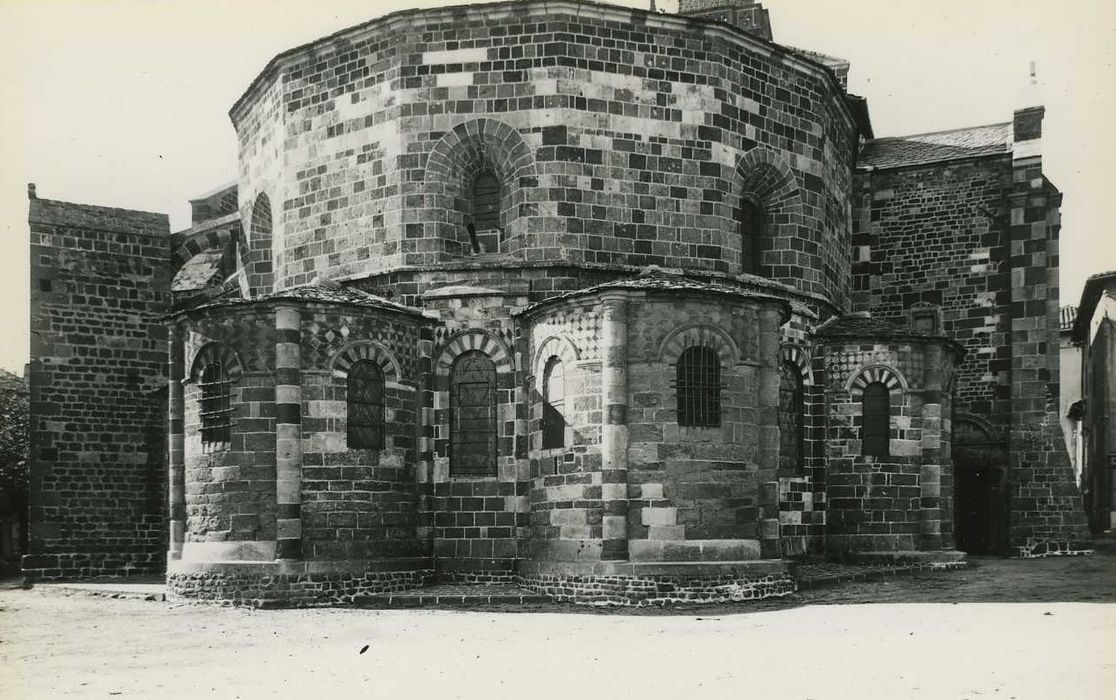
[[23, 0, 1090, 605], [1072, 270, 1116, 534]]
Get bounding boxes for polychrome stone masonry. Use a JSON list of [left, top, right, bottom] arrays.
[[24, 0, 1089, 605]]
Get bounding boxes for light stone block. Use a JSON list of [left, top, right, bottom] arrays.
[[421, 47, 488, 64], [601, 515, 627, 540], [648, 525, 685, 541], [641, 507, 677, 526]]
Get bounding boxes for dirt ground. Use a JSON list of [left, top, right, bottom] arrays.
[[2, 545, 1114, 699]]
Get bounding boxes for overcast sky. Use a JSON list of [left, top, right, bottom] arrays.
[[1, 0, 1113, 374]]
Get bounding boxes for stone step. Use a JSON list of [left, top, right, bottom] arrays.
[[355, 583, 550, 607]]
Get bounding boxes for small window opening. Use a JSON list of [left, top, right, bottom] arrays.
[[739, 198, 764, 275], [450, 351, 498, 476], [677, 346, 721, 428], [472, 171, 501, 229], [348, 361, 385, 450], [778, 362, 804, 474], [543, 356, 566, 449], [861, 382, 890, 458], [199, 362, 233, 447]]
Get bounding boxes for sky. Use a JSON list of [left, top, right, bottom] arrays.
[[0, 0, 1113, 374]]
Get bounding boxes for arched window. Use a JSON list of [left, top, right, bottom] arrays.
[[450, 351, 498, 476], [199, 362, 232, 447], [739, 198, 764, 275], [778, 362, 804, 474], [677, 346, 721, 428], [472, 170, 501, 232], [861, 382, 890, 458], [347, 361, 385, 450], [249, 194, 273, 294], [542, 356, 566, 449]]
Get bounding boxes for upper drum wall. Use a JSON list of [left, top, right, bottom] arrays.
[[232, 0, 857, 307]]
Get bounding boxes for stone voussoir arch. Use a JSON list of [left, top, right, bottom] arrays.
[[424, 117, 538, 190], [435, 329, 515, 375], [531, 335, 580, 382], [330, 340, 405, 388], [171, 227, 240, 275], [780, 343, 814, 385], [846, 364, 907, 395], [660, 324, 739, 367], [186, 342, 245, 384], [732, 148, 803, 216]]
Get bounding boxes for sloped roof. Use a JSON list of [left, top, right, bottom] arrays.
[[1072, 269, 1116, 342], [519, 266, 791, 318], [858, 123, 1012, 169], [179, 279, 426, 318], [815, 314, 960, 352], [172, 249, 225, 292]]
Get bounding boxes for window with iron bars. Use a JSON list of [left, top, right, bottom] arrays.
[[676, 346, 721, 428], [199, 362, 233, 448]]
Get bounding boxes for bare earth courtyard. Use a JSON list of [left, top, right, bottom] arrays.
[[2, 549, 1115, 699]]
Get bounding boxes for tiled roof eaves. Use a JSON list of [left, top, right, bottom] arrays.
[[167, 288, 427, 320], [857, 149, 1010, 172], [516, 276, 791, 319]]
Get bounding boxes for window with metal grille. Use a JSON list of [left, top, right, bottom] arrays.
[[861, 382, 891, 458], [542, 356, 566, 449], [347, 360, 385, 450], [739, 198, 764, 275], [472, 171, 501, 231], [778, 362, 804, 474], [676, 346, 721, 428], [199, 362, 233, 446], [450, 351, 498, 476]]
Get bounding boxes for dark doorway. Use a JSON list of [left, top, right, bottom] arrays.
[[953, 421, 1009, 555]]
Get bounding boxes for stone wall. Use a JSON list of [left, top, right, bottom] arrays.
[[24, 196, 171, 580], [421, 287, 529, 574], [180, 308, 278, 550], [852, 157, 1012, 435], [820, 339, 956, 554], [1005, 109, 1090, 554], [232, 0, 856, 306], [299, 308, 426, 560], [624, 297, 772, 546], [852, 109, 1090, 555], [524, 286, 787, 563]]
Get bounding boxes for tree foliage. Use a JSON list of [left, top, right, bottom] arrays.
[[0, 373, 29, 495]]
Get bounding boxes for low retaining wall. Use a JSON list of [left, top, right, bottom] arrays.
[[166, 558, 433, 607], [517, 560, 794, 606], [166, 557, 795, 607]]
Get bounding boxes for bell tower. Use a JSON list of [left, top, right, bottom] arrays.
[[677, 0, 773, 41]]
